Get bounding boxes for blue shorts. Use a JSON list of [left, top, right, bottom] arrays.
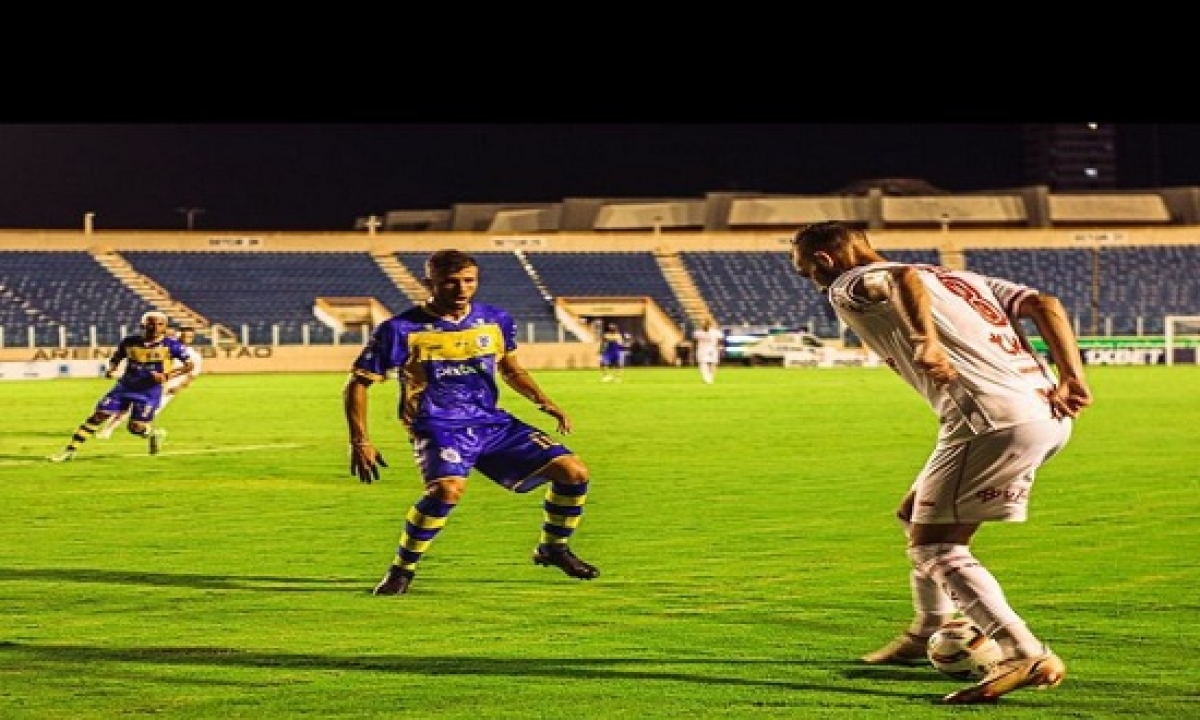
[[411, 417, 572, 493], [96, 385, 164, 423]]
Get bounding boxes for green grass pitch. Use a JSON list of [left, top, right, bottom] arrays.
[[2, 365, 1198, 718]]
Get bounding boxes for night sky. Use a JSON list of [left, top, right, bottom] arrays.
[[0, 123, 1192, 231]]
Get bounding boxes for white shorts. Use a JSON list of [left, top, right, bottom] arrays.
[[696, 349, 720, 364], [910, 418, 1073, 524]]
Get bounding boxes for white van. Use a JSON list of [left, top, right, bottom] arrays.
[[743, 332, 824, 364]]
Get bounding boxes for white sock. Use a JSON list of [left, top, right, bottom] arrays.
[[909, 543, 1044, 658], [907, 568, 957, 638], [97, 415, 121, 437]]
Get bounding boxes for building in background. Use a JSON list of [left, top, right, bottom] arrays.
[[1023, 123, 1118, 191]]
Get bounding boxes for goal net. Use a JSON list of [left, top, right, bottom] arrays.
[[1163, 315, 1200, 366]]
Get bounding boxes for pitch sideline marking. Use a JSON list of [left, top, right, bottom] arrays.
[[2, 443, 305, 467], [126, 442, 306, 458]]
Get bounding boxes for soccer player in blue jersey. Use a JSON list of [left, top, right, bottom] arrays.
[[96, 325, 203, 440], [343, 249, 600, 595], [598, 323, 628, 382], [48, 311, 194, 462]]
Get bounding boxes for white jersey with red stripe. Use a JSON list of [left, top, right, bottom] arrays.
[[827, 262, 1058, 442], [164, 344, 202, 393]]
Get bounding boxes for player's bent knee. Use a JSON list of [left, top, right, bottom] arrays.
[[908, 543, 973, 577], [428, 477, 467, 503], [548, 455, 589, 484]]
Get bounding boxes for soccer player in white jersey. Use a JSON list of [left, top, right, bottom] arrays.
[[96, 326, 203, 440], [790, 221, 1092, 705], [692, 319, 724, 384]]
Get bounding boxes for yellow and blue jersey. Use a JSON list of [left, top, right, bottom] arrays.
[[600, 329, 626, 366], [351, 302, 518, 431], [111, 334, 191, 393]]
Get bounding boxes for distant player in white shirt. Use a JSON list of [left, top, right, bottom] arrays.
[[790, 221, 1092, 705], [96, 326, 203, 440], [692, 319, 724, 384]]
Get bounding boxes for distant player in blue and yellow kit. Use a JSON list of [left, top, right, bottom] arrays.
[[47, 311, 193, 462], [598, 323, 628, 382], [344, 249, 600, 595]]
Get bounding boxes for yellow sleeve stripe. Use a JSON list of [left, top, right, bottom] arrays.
[[353, 367, 386, 383]]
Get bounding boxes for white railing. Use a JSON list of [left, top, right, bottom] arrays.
[[0, 320, 582, 349]]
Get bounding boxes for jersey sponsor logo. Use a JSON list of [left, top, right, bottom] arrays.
[[434, 364, 480, 378], [975, 486, 1028, 504]]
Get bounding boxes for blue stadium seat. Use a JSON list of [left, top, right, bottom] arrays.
[[396, 251, 565, 342], [526, 251, 688, 329], [123, 251, 410, 345], [680, 249, 938, 337], [0, 250, 154, 346]]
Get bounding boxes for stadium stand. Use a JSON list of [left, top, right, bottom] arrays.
[[963, 245, 1200, 335], [395, 250, 565, 342], [121, 251, 410, 345], [681, 250, 941, 336], [524, 251, 689, 329], [680, 251, 834, 334], [0, 250, 154, 346], [4, 182, 1200, 360], [12, 238, 1192, 354], [1095, 245, 1200, 334], [963, 248, 1095, 332]]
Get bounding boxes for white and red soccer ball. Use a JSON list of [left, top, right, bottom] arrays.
[[926, 619, 1004, 679]]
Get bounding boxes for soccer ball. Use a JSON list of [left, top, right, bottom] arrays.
[[926, 619, 1004, 680]]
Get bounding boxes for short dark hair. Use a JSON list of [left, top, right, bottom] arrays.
[[792, 221, 860, 255], [426, 249, 478, 279]]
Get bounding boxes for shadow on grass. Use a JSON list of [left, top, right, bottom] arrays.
[[0, 640, 945, 700], [0, 566, 361, 591]]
